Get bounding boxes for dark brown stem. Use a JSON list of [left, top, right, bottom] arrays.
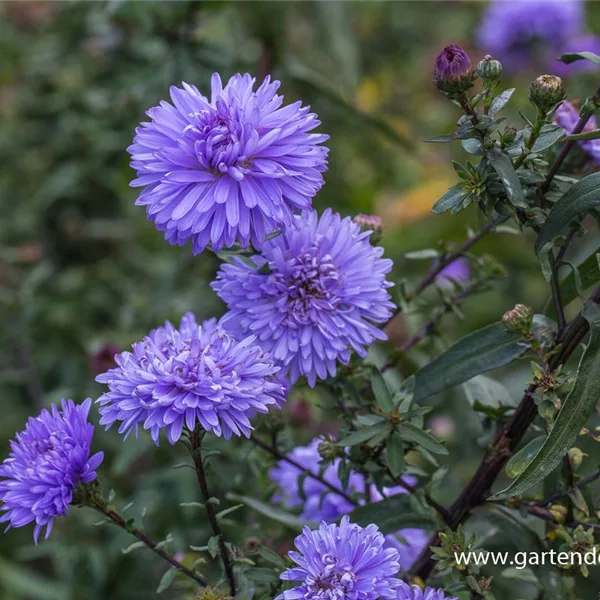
[[91, 497, 208, 588], [411, 285, 600, 580], [535, 469, 600, 508], [384, 224, 495, 330], [521, 503, 600, 533], [190, 431, 236, 597], [248, 434, 357, 506]]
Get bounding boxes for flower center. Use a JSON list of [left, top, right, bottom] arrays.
[[306, 559, 357, 599], [269, 251, 341, 325]]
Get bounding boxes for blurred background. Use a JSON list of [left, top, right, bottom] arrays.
[[1, 2, 600, 599]]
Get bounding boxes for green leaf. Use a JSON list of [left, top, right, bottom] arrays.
[[463, 375, 515, 410], [505, 436, 548, 479], [414, 323, 528, 403], [557, 246, 600, 308], [226, 493, 315, 531], [0, 557, 67, 600], [216, 504, 244, 521], [404, 249, 439, 260], [371, 369, 394, 412], [121, 541, 146, 555], [156, 567, 178, 594], [386, 431, 405, 477], [207, 536, 220, 559], [564, 129, 600, 142], [336, 422, 390, 447], [559, 51, 600, 65], [399, 422, 448, 455], [531, 124, 565, 153], [258, 545, 285, 568], [491, 306, 600, 500], [536, 172, 600, 254], [489, 88, 515, 117], [487, 147, 527, 208], [347, 494, 436, 534], [432, 184, 466, 214]]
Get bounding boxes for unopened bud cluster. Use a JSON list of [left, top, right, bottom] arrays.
[[502, 304, 533, 336], [318, 437, 345, 461]]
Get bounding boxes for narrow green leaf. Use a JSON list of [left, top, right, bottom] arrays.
[[536, 172, 600, 254], [491, 306, 600, 500], [564, 129, 600, 142], [400, 422, 448, 455], [487, 147, 527, 209], [489, 88, 515, 117], [336, 422, 390, 447], [348, 494, 436, 534], [432, 183, 465, 214], [156, 567, 178, 594], [404, 249, 440, 260], [505, 436, 547, 479], [559, 51, 600, 65], [121, 541, 146, 555], [414, 323, 528, 403], [557, 245, 600, 309], [226, 493, 315, 531], [216, 504, 244, 521], [386, 431, 405, 477], [258, 545, 285, 568], [371, 369, 394, 412], [531, 124, 565, 153], [207, 536, 220, 559]]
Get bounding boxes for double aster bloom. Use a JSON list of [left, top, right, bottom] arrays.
[[269, 439, 428, 570], [212, 209, 395, 387], [277, 517, 402, 600], [128, 73, 329, 254], [96, 313, 286, 444], [0, 399, 103, 543]]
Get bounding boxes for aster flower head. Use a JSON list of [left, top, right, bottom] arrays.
[[434, 45, 475, 98], [269, 439, 428, 570], [396, 583, 457, 600], [554, 100, 600, 165], [128, 73, 329, 255], [212, 209, 395, 387], [276, 516, 402, 600], [0, 399, 103, 543], [95, 313, 286, 444], [477, 0, 583, 72]]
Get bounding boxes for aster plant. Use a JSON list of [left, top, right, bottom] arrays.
[[4, 38, 600, 600]]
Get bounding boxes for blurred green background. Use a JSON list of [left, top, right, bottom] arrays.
[[1, 2, 600, 599]]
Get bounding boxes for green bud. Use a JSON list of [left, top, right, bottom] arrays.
[[568, 447, 587, 471], [502, 304, 533, 336], [476, 55, 502, 81], [529, 75, 566, 114], [501, 125, 518, 145], [318, 438, 344, 461]]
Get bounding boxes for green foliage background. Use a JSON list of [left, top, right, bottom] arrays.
[[1, 2, 600, 599]]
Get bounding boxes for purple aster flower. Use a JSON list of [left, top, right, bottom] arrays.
[[396, 583, 457, 600], [269, 439, 428, 570], [434, 257, 470, 287], [212, 209, 395, 387], [128, 73, 329, 254], [477, 0, 583, 72], [95, 313, 286, 444], [276, 516, 402, 600], [0, 399, 103, 543], [553, 100, 600, 165], [434, 45, 472, 81]]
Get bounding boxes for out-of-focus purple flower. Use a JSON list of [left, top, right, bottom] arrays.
[[396, 583, 458, 600], [434, 45, 472, 81], [434, 257, 470, 287], [0, 399, 103, 543], [128, 73, 329, 255], [96, 313, 286, 444], [212, 209, 395, 387], [89, 342, 121, 375], [477, 0, 583, 72], [554, 34, 600, 76], [269, 439, 428, 570], [553, 100, 600, 164], [276, 516, 402, 600]]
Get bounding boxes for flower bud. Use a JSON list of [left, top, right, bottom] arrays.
[[502, 304, 533, 335], [568, 447, 587, 471], [529, 75, 566, 114], [476, 55, 502, 82], [434, 45, 475, 98], [501, 125, 518, 145], [353, 214, 383, 244], [318, 438, 344, 461], [549, 504, 568, 524]]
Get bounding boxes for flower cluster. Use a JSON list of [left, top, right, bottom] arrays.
[[477, 0, 599, 74], [96, 313, 286, 444], [128, 73, 329, 254], [277, 517, 402, 600], [212, 209, 395, 387], [269, 439, 428, 570], [554, 100, 600, 165], [0, 399, 103, 542]]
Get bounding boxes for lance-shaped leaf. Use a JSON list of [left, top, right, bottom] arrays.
[[414, 323, 528, 403], [564, 129, 600, 142], [347, 493, 437, 534], [536, 172, 600, 255], [557, 246, 600, 309], [432, 183, 466, 214], [489, 88, 515, 117], [490, 306, 600, 500], [559, 51, 600, 65], [487, 147, 527, 209], [531, 124, 565, 153]]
